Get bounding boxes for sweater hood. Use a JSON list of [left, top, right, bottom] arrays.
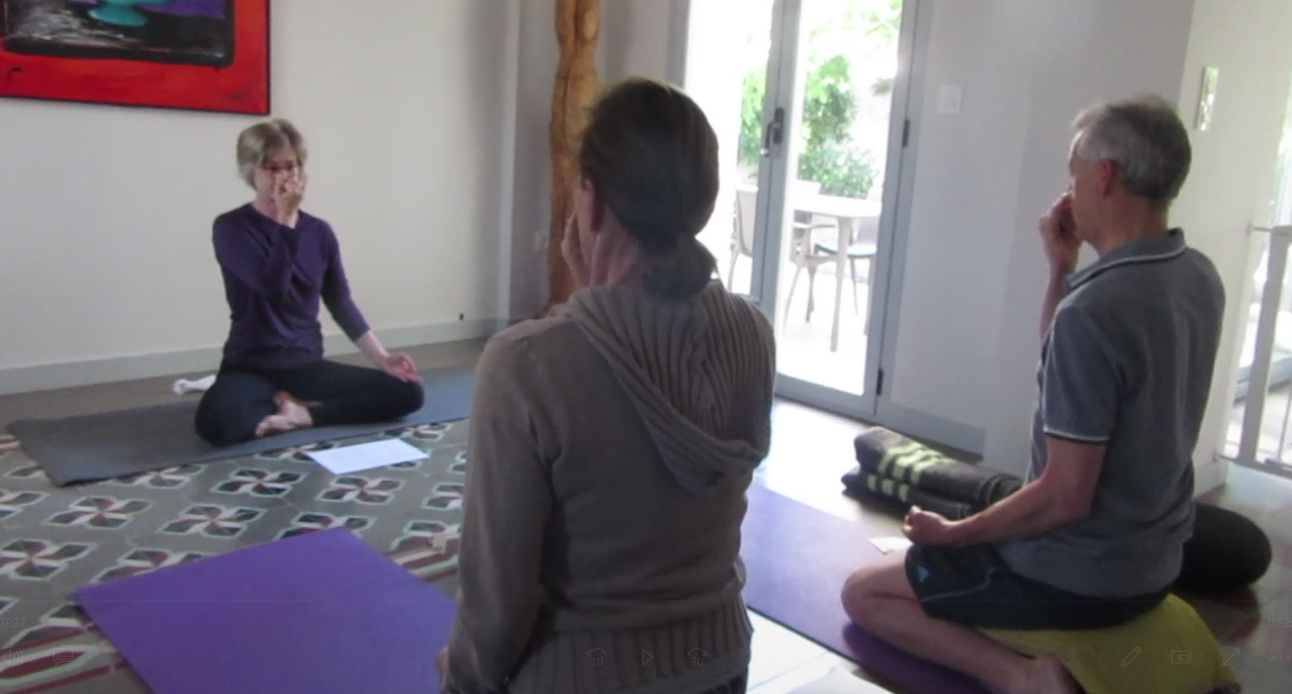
[[559, 282, 776, 495]]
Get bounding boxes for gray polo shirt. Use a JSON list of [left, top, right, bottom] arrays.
[[996, 229, 1225, 598]]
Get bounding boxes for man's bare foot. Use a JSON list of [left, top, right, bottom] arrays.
[[1019, 655, 1078, 694]]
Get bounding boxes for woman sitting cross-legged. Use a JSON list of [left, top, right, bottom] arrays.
[[194, 119, 424, 447], [435, 77, 777, 694]]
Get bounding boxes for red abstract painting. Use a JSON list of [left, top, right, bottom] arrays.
[[0, 0, 268, 114]]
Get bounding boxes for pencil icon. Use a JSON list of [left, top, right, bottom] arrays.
[[1121, 647, 1142, 667]]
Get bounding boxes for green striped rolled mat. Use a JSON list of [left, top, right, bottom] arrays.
[[856, 472, 978, 520], [847, 426, 1023, 509]]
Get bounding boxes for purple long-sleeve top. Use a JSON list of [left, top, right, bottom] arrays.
[[212, 204, 371, 371]]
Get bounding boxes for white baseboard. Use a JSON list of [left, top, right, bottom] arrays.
[[1193, 457, 1230, 497], [773, 376, 987, 457], [0, 318, 504, 396], [874, 400, 988, 458]]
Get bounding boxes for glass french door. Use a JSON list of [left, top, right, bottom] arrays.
[[1224, 70, 1292, 481], [685, 0, 917, 418]]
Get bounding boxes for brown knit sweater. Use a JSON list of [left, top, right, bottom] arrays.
[[443, 281, 776, 694]]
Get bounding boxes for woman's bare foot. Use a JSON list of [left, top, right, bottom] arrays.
[[254, 414, 291, 438], [277, 398, 314, 429], [273, 391, 322, 408], [254, 398, 315, 438], [1020, 655, 1078, 694]]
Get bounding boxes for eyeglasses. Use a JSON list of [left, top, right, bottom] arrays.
[[260, 162, 302, 174]]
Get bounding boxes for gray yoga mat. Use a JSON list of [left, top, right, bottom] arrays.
[[7, 365, 474, 487]]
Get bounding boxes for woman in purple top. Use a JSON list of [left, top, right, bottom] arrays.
[[194, 119, 424, 447]]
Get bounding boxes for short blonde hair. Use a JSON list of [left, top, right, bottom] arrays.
[[235, 118, 308, 187]]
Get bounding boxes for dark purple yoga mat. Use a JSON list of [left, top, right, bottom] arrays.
[[75, 527, 455, 694], [740, 484, 990, 694]]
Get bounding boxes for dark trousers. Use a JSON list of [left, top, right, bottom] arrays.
[[194, 360, 424, 447], [907, 543, 1168, 630]]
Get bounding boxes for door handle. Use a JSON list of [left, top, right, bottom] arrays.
[[761, 107, 785, 156]]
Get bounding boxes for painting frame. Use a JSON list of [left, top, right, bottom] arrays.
[[0, 0, 269, 115]]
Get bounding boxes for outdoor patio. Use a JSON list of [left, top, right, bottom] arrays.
[[682, 0, 897, 401], [712, 238, 872, 397]]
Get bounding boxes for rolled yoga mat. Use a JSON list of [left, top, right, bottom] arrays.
[[847, 471, 979, 520], [75, 526, 457, 694], [848, 427, 1022, 510], [739, 484, 991, 694], [7, 365, 474, 487], [845, 427, 1274, 596]]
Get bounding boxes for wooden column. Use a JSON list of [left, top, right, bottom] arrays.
[[542, 0, 600, 315]]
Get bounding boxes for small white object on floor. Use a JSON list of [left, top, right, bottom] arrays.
[[306, 439, 428, 475], [869, 536, 913, 554], [172, 374, 217, 395]]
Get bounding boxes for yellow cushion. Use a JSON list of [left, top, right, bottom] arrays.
[[980, 595, 1239, 694]]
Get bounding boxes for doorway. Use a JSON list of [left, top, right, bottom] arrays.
[[684, 0, 915, 417], [1226, 71, 1292, 481]]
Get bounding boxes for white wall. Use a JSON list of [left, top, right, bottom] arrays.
[[598, 0, 678, 82], [0, 0, 515, 393], [17, 0, 1276, 497], [0, 0, 699, 390], [1171, 0, 1292, 487], [888, 0, 1292, 490], [888, 0, 1196, 475], [507, 0, 682, 321], [506, 0, 561, 321]]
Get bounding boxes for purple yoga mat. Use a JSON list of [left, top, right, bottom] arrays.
[[75, 527, 455, 694], [740, 485, 990, 694]]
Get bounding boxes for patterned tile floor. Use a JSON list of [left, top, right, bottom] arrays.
[[0, 345, 1289, 693], [0, 421, 468, 693]]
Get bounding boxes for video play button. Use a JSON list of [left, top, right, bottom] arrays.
[[641, 650, 653, 666]]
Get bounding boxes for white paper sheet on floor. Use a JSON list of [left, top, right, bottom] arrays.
[[306, 438, 429, 475], [868, 536, 913, 554]]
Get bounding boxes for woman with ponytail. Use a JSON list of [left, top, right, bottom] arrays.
[[437, 77, 776, 694]]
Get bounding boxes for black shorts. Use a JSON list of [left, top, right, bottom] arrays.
[[904, 543, 1168, 630]]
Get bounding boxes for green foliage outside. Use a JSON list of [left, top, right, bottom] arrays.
[[737, 0, 902, 198]]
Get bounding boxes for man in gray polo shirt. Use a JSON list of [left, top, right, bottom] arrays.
[[840, 94, 1225, 694], [997, 208, 1225, 599]]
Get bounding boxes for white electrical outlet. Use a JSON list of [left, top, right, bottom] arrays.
[[937, 85, 962, 114], [534, 228, 550, 253]]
